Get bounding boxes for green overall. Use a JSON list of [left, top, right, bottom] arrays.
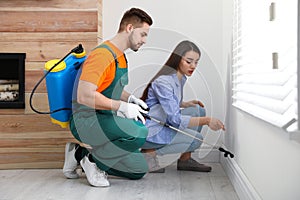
[[69, 44, 148, 180]]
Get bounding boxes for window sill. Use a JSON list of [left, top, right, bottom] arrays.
[[285, 121, 300, 144], [289, 131, 300, 143]]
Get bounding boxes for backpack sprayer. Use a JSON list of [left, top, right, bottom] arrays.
[[30, 44, 87, 128]]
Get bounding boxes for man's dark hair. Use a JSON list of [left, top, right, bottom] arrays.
[[118, 8, 153, 32]]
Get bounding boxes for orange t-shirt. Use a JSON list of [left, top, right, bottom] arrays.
[[79, 41, 127, 93]]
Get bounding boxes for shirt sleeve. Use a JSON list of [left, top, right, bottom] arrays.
[[80, 48, 115, 91], [151, 77, 191, 130]]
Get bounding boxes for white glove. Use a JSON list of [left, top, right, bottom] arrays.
[[117, 101, 148, 124], [128, 95, 148, 110]]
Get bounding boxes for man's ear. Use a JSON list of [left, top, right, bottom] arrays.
[[126, 24, 134, 33]]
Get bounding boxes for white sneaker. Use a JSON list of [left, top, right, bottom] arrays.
[[80, 156, 110, 187], [63, 142, 79, 179]]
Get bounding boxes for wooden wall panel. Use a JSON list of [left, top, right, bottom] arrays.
[[0, 152, 65, 169], [25, 93, 49, 114], [0, 0, 97, 10], [0, 0, 101, 169], [0, 11, 97, 32], [0, 115, 65, 133], [25, 70, 46, 92], [0, 41, 96, 62], [0, 32, 97, 69], [0, 32, 97, 42], [0, 135, 73, 148]]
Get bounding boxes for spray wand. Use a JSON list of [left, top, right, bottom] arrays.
[[142, 113, 234, 158]]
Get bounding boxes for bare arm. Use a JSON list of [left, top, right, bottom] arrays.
[[181, 100, 205, 108], [189, 116, 225, 131], [77, 80, 120, 111]]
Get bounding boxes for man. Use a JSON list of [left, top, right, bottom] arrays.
[[63, 7, 153, 187]]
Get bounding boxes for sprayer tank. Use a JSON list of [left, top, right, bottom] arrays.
[[44, 52, 86, 128]]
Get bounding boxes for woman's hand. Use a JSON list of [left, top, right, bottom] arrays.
[[181, 100, 205, 108], [207, 117, 225, 131]]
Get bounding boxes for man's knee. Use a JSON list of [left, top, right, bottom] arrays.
[[113, 128, 147, 153], [120, 136, 147, 152], [116, 153, 148, 180], [125, 125, 148, 149]]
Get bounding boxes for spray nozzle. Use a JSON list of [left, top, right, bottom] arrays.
[[71, 44, 84, 54], [219, 147, 234, 158]]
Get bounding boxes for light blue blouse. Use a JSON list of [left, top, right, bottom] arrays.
[[145, 73, 191, 144]]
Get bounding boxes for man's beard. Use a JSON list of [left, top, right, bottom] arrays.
[[129, 33, 140, 52], [130, 43, 140, 52]]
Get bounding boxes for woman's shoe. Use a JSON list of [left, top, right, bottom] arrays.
[[177, 158, 212, 172]]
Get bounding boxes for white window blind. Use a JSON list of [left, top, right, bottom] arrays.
[[232, 0, 298, 128]]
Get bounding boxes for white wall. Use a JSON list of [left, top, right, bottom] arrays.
[[103, 0, 300, 199]]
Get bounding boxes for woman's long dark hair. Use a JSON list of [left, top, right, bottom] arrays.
[[140, 40, 201, 101]]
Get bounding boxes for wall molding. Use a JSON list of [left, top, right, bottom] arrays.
[[221, 156, 262, 200]]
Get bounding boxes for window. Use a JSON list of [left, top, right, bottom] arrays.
[[232, 0, 298, 128]]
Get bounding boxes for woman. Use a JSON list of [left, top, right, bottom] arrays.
[[140, 40, 225, 173]]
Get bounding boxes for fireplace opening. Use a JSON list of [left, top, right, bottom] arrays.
[[0, 53, 26, 109]]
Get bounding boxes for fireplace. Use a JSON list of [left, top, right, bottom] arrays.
[[0, 53, 26, 108]]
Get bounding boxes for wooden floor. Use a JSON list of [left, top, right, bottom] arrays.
[[0, 162, 239, 200]]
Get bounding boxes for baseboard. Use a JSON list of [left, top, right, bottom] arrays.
[[221, 156, 262, 200]]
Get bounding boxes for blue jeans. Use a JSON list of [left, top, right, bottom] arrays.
[[142, 105, 206, 156]]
